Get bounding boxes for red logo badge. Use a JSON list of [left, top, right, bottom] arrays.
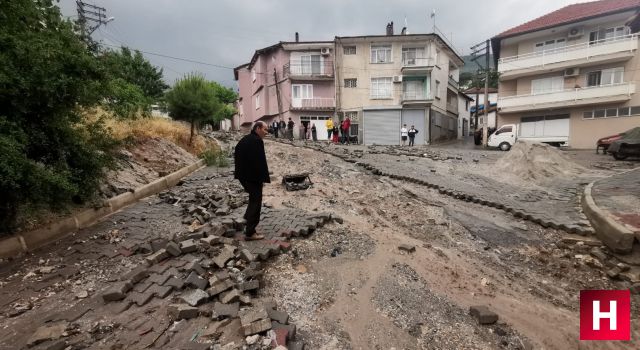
[[580, 290, 631, 341]]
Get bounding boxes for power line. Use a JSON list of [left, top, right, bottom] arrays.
[[99, 43, 235, 70]]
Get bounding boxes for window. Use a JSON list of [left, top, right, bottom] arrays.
[[583, 111, 593, 119], [605, 26, 626, 41], [300, 55, 323, 75], [630, 106, 640, 115], [402, 47, 426, 65], [594, 109, 605, 118], [255, 93, 260, 109], [292, 84, 313, 99], [588, 67, 623, 87], [531, 76, 564, 94], [583, 106, 639, 119], [344, 46, 356, 55], [435, 80, 440, 98], [496, 126, 513, 135], [344, 78, 357, 88], [534, 38, 566, 53], [370, 77, 393, 98], [606, 108, 618, 117], [345, 111, 358, 121], [371, 45, 392, 63], [252, 70, 256, 82], [619, 107, 630, 116], [403, 79, 425, 100], [465, 100, 469, 111]]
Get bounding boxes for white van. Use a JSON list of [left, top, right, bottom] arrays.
[[488, 123, 569, 151]]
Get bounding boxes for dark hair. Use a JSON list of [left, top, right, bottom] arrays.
[[252, 121, 266, 132]]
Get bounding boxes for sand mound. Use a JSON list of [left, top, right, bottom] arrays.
[[495, 141, 585, 181]]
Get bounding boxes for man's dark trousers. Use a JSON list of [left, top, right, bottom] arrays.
[[240, 180, 263, 236]]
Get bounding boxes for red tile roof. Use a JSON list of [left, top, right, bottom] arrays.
[[495, 0, 640, 39]]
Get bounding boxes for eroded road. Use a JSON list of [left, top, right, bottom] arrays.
[[0, 137, 638, 349]]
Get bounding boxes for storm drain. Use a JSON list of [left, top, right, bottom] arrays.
[[282, 173, 312, 191]]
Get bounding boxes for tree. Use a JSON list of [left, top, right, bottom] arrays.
[[100, 47, 169, 100], [459, 69, 499, 91], [0, 0, 118, 232], [210, 82, 238, 105], [165, 74, 221, 144]]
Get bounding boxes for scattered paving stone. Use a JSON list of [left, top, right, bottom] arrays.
[[245, 334, 260, 345], [240, 307, 269, 327], [267, 308, 289, 325], [220, 289, 242, 304], [271, 321, 296, 340], [146, 249, 169, 265], [185, 260, 206, 276], [239, 294, 253, 305], [208, 278, 235, 297], [27, 321, 68, 346], [214, 246, 236, 268], [122, 266, 150, 284], [469, 305, 499, 325], [165, 241, 182, 257], [167, 304, 199, 320], [240, 280, 259, 292], [243, 318, 272, 336], [102, 282, 133, 302], [148, 284, 173, 298], [288, 340, 305, 350], [398, 244, 416, 253], [180, 239, 198, 254], [127, 291, 154, 307], [75, 290, 89, 299], [607, 267, 623, 279], [200, 235, 219, 246], [43, 340, 67, 350], [148, 272, 172, 286], [165, 277, 185, 289], [273, 328, 289, 347], [213, 302, 240, 319], [238, 249, 256, 263], [185, 271, 209, 290], [180, 288, 210, 306]]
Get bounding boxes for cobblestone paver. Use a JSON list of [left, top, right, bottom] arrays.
[[0, 166, 332, 349]]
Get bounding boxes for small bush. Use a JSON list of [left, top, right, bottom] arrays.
[[199, 146, 230, 167]]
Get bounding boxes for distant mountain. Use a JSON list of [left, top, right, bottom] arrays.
[[461, 54, 495, 74]]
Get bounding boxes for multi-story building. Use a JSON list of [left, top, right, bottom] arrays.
[[465, 87, 498, 130], [233, 38, 336, 139], [457, 92, 474, 139], [492, 0, 640, 149], [335, 27, 464, 145]]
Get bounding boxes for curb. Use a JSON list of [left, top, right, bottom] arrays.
[[581, 181, 636, 254], [0, 159, 206, 259]]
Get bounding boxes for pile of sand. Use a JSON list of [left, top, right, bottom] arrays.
[[494, 141, 585, 181]]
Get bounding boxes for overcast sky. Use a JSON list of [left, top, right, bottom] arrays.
[[57, 0, 593, 88]]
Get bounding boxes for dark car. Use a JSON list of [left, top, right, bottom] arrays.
[[608, 127, 640, 160], [596, 131, 626, 154]]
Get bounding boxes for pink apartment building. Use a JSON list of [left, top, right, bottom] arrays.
[[233, 39, 336, 140]]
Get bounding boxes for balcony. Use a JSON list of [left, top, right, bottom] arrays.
[[290, 98, 335, 111], [401, 57, 435, 75], [284, 60, 334, 80], [498, 82, 635, 113], [448, 76, 459, 90], [499, 35, 638, 79], [401, 91, 432, 105]]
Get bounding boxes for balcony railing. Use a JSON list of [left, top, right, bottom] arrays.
[[291, 98, 335, 110], [448, 76, 459, 89], [499, 34, 638, 74], [402, 91, 431, 102], [402, 57, 434, 67], [498, 82, 635, 112], [284, 60, 334, 78]]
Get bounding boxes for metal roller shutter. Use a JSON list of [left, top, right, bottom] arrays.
[[363, 109, 401, 145], [401, 109, 426, 145]]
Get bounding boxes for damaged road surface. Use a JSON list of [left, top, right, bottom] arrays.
[[0, 135, 638, 349]]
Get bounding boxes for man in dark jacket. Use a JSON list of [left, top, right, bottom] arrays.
[[234, 121, 270, 240]]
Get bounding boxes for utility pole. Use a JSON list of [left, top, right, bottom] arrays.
[[76, 1, 113, 40], [274, 68, 283, 121], [470, 39, 491, 147]]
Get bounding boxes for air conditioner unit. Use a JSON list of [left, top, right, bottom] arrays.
[[564, 67, 580, 77], [320, 48, 331, 55], [393, 75, 403, 83], [568, 26, 584, 38]]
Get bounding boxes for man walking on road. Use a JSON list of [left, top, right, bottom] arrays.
[[234, 121, 270, 240]]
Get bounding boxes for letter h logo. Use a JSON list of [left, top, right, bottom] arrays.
[[580, 290, 630, 341]]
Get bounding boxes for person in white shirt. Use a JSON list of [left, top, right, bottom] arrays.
[[400, 124, 408, 146]]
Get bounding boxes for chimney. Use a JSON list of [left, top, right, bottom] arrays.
[[386, 22, 394, 36], [295, 32, 299, 42], [401, 27, 407, 35]]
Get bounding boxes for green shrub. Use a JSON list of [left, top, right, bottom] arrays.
[[199, 147, 230, 167]]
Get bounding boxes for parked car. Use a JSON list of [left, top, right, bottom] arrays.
[[473, 127, 495, 146], [608, 127, 640, 160], [596, 130, 627, 154]]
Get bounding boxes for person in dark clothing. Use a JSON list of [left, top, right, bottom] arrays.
[[234, 121, 270, 240], [287, 118, 295, 140], [408, 125, 418, 146], [271, 121, 279, 138], [278, 119, 286, 133], [311, 124, 317, 141]]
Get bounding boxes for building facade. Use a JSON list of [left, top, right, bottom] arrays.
[[233, 40, 336, 139], [334, 33, 464, 145], [492, 0, 640, 149]]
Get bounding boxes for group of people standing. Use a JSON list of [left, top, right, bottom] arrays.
[[400, 124, 419, 146], [269, 118, 295, 141], [326, 117, 351, 144]]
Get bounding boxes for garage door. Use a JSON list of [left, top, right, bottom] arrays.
[[363, 109, 401, 145], [520, 114, 569, 138], [401, 109, 426, 145]]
